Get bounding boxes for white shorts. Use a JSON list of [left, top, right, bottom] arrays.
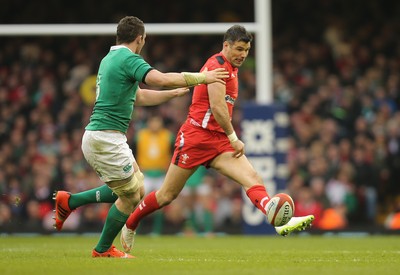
[[82, 130, 135, 183]]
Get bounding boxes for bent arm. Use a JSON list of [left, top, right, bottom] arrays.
[[135, 87, 189, 106], [208, 82, 235, 135], [208, 82, 244, 157]]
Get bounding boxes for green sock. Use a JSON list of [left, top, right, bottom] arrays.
[[95, 204, 128, 253], [68, 184, 117, 209]]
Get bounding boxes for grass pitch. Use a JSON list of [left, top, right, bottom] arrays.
[[0, 234, 399, 275]]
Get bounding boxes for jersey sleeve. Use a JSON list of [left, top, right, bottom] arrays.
[[201, 55, 230, 79], [125, 55, 153, 83]]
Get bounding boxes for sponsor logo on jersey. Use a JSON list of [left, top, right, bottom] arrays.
[[225, 95, 235, 105], [190, 118, 201, 127]]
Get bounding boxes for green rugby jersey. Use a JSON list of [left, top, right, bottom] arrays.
[[86, 46, 153, 133]]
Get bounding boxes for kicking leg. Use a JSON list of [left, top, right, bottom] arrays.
[[53, 170, 144, 231], [53, 184, 120, 231], [210, 153, 271, 214]]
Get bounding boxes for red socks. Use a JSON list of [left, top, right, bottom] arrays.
[[246, 185, 270, 214], [126, 191, 160, 231]]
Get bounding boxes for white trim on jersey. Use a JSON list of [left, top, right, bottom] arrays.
[[179, 131, 185, 147], [201, 108, 212, 128], [110, 45, 132, 52]]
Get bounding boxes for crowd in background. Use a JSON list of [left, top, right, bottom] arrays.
[[0, 0, 400, 233]]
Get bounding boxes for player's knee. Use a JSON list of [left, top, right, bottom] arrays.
[[110, 174, 141, 204], [135, 170, 144, 186], [135, 171, 145, 199]]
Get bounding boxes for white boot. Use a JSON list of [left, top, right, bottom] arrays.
[[275, 215, 314, 236], [120, 224, 136, 253]]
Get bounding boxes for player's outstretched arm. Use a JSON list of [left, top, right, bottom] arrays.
[[135, 87, 190, 106], [144, 68, 228, 88]]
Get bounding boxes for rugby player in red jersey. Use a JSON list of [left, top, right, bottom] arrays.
[[120, 25, 314, 252]]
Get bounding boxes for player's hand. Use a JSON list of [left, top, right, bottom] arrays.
[[171, 87, 190, 97], [231, 139, 245, 158], [203, 67, 229, 85]]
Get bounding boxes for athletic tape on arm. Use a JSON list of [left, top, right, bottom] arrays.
[[181, 72, 206, 86]]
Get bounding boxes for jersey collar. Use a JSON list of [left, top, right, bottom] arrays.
[[110, 45, 132, 52]]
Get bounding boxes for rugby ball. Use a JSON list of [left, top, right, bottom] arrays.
[[265, 193, 294, 226]]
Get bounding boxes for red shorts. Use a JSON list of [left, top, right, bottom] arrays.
[[172, 122, 234, 169]]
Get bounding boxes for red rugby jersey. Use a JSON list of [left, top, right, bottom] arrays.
[[187, 53, 238, 133]]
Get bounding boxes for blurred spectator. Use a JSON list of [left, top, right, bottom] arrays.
[[135, 115, 174, 235], [325, 163, 358, 222], [318, 205, 348, 230], [384, 196, 400, 230], [294, 186, 324, 228], [24, 200, 43, 231], [351, 146, 379, 223]]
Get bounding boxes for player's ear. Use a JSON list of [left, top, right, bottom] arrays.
[[136, 35, 143, 44], [222, 41, 232, 52]]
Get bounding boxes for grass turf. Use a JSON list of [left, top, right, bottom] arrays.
[[0, 234, 399, 275]]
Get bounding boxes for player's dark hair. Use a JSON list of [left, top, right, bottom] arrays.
[[224, 25, 253, 44], [116, 16, 145, 44]]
